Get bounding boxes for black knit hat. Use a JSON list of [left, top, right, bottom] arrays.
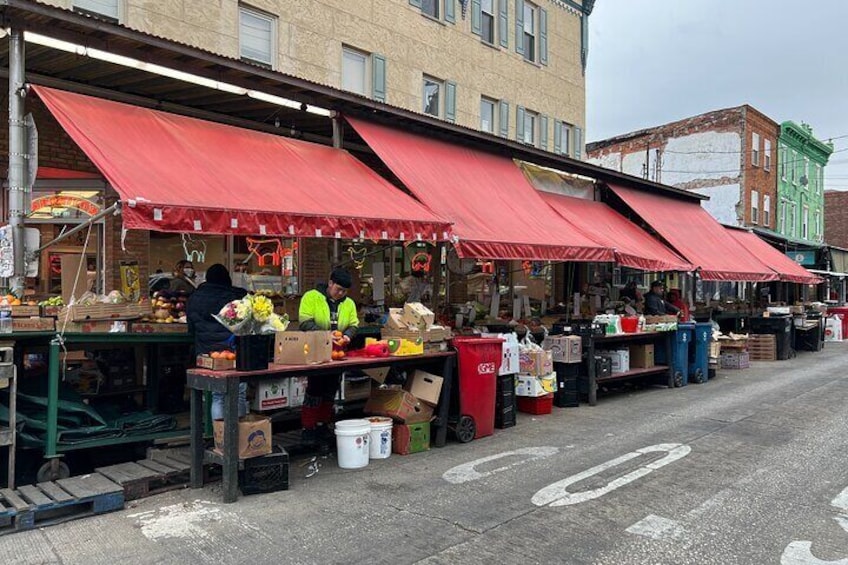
[[330, 267, 352, 289], [205, 264, 232, 286]]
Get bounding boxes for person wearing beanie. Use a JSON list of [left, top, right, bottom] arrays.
[[298, 267, 359, 447], [644, 280, 680, 316]]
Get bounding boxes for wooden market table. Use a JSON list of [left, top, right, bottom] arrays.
[[187, 351, 456, 503]]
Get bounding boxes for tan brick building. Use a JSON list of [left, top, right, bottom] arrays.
[[586, 105, 779, 230]]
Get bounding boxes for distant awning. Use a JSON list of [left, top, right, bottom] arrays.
[[348, 118, 613, 262], [726, 228, 823, 284], [539, 192, 693, 272], [609, 184, 777, 281], [34, 86, 451, 240]]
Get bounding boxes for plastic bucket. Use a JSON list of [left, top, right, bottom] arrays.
[[334, 419, 371, 469], [367, 417, 393, 460], [621, 316, 639, 333]]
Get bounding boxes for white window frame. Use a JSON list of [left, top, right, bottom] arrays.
[[239, 4, 277, 68], [803, 157, 810, 188], [780, 199, 787, 234], [815, 210, 821, 241], [480, 97, 497, 134], [423, 76, 443, 118], [481, 0, 496, 44], [780, 145, 787, 180], [751, 132, 760, 167], [802, 206, 809, 239], [791, 150, 797, 184], [763, 195, 771, 227], [341, 46, 370, 97], [751, 190, 759, 224], [764, 139, 772, 171], [523, 2, 538, 63], [559, 122, 572, 156], [73, 0, 123, 21], [791, 202, 797, 237], [524, 109, 538, 146]]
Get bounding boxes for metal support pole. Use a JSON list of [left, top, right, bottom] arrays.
[[331, 112, 343, 149], [8, 29, 26, 295]]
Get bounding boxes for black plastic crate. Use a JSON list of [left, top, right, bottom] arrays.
[[235, 334, 272, 371], [554, 389, 579, 408], [496, 403, 516, 428], [239, 446, 289, 495]]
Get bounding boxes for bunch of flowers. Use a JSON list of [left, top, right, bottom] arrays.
[[214, 294, 289, 336]]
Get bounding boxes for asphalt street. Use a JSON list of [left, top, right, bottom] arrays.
[[4, 341, 848, 565]]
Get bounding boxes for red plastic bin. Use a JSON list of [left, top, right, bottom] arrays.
[[517, 393, 554, 415], [451, 336, 504, 440]]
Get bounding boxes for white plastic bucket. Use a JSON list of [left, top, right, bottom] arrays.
[[367, 417, 393, 459], [334, 419, 371, 469]]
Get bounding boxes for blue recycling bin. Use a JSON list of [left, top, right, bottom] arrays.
[[689, 322, 711, 384], [655, 323, 693, 387]]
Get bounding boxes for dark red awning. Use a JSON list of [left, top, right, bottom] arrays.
[[34, 86, 451, 241], [347, 118, 613, 262], [610, 184, 777, 281], [726, 228, 823, 284], [540, 192, 693, 272]]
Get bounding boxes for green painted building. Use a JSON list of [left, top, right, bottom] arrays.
[[776, 121, 833, 243]]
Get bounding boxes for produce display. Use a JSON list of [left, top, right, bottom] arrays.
[[1, 293, 37, 307], [147, 290, 189, 323], [209, 350, 236, 361], [331, 330, 347, 360], [37, 296, 64, 308]]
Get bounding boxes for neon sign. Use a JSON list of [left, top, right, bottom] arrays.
[[30, 195, 100, 216]]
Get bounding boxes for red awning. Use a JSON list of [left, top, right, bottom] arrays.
[[610, 184, 778, 281], [347, 118, 613, 262], [539, 192, 693, 272], [726, 228, 823, 284], [33, 86, 451, 240]]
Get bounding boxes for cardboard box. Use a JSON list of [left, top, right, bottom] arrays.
[[404, 370, 444, 406], [385, 308, 408, 330], [130, 322, 189, 334], [629, 344, 654, 369], [402, 302, 435, 330], [387, 337, 424, 356], [392, 422, 430, 455], [196, 355, 236, 371], [274, 331, 333, 365], [289, 376, 308, 407], [515, 373, 557, 397], [61, 320, 127, 333], [12, 317, 56, 332], [602, 349, 630, 373], [213, 414, 272, 459], [519, 349, 553, 376], [543, 335, 583, 364], [251, 378, 290, 411], [342, 374, 372, 401], [483, 333, 520, 375], [364, 387, 433, 423], [364, 367, 390, 384]]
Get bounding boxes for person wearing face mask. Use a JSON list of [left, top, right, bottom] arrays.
[[298, 267, 359, 447], [169, 259, 198, 295]]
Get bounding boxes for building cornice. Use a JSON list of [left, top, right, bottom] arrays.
[[780, 121, 834, 163]]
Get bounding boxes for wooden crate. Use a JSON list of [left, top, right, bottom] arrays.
[[748, 334, 776, 361], [59, 302, 148, 323], [11, 317, 56, 332], [10, 305, 40, 318]]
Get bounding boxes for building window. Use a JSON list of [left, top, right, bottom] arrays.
[[802, 206, 809, 239], [480, 97, 497, 133], [751, 132, 760, 166], [802, 157, 810, 188], [557, 121, 572, 156], [791, 203, 797, 237], [423, 76, 442, 117], [763, 195, 771, 227], [815, 210, 821, 240], [791, 150, 797, 184], [481, 0, 496, 44], [522, 2, 537, 62], [239, 5, 276, 68], [751, 190, 759, 224], [421, 0, 439, 18], [780, 200, 787, 234], [780, 145, 787, 180], [523, 109, 538, 146], [73, 0, 121, 21], [764, 139, 772, 171], [342, 47, 369, 96]]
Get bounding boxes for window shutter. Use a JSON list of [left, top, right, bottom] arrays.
[[516, 106, 525, 142], [471, 0, 482, 35], [409, 0, 422, 8], [445, 0, 455, 23], [499, 100, 510, 138], [445, 80, 457, 123], [372, 54, 387, 103], [515, 0, 525, 56], [540, 115, 548, 150], [539, 7, 548, 65], [498, 0, 509, 48], [553, 119, 562, 154], [574, 126, 583, 159]]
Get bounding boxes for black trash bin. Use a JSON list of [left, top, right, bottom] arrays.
[[748, 315, 792, 360]]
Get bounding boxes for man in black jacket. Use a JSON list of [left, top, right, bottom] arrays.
[[644, 280, 680, 316]]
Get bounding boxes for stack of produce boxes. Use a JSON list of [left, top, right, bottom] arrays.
[[381, 302, 452, 353], [543, 335, 583, 407], [515, 337, 555, 414]]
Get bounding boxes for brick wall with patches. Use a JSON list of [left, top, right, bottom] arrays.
[[824, 191, 848, 249]]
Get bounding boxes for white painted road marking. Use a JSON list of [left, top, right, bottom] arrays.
[[625, 514, 686, 541], [531, 443, 691, 507], [442, 447, 560, 484], [782, 486, 848, 564]]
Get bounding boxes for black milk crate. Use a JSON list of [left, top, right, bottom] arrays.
[[239, 446, 289, 495], [495, 402, 516, 429], [495, 374, 516, 429], [554, 389, 579, 408]]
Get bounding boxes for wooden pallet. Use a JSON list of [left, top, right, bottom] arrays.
[[2, 474, 124, 533], [0, 488, 29, 535], [96, 448, 193, 501], [748, 334, 777, 361]]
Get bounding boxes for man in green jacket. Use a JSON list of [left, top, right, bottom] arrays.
[[299, 267, 359, 445]]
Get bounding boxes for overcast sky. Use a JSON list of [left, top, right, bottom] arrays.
[[586, 0, 848, 189]]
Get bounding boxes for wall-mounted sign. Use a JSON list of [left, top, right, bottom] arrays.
[[787, 250, 817, 266], [30, 194, 100, 217]]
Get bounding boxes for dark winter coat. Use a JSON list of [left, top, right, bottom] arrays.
[[186, 282, 247, 355], [644, 291, 680, 316]]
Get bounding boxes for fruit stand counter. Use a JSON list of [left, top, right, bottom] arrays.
[[187, 351, 456, 503], [7, 331, 195, 480]]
